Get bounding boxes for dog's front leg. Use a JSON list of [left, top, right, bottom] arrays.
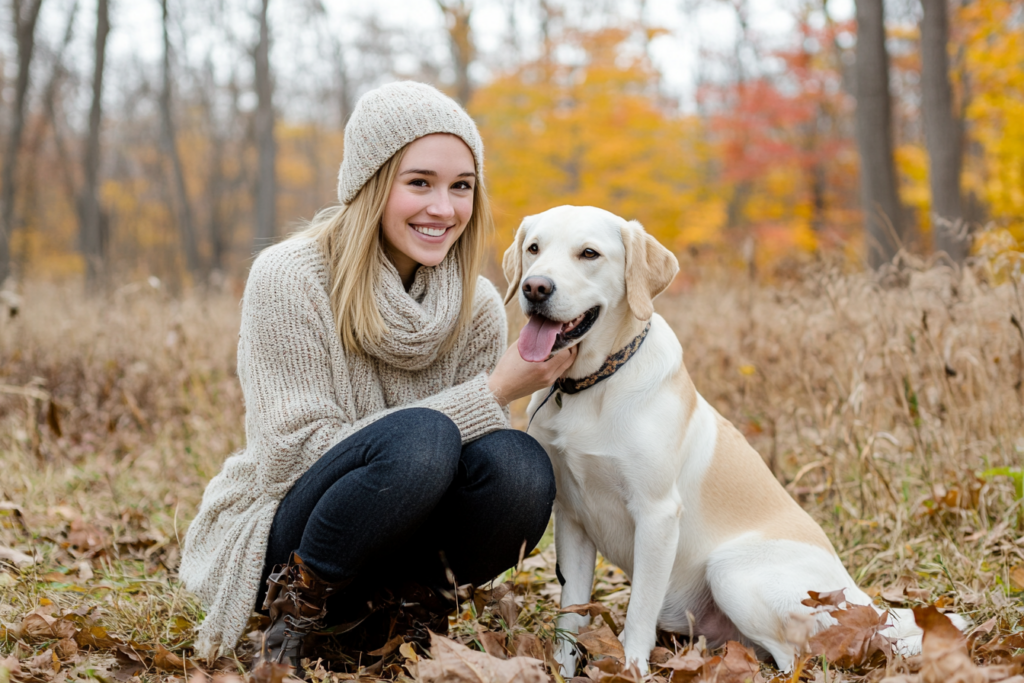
[[554, 507, 597, 679], [619, 496, 681, 675]]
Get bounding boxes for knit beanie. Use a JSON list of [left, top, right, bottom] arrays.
[[337, 81, 485, 205]]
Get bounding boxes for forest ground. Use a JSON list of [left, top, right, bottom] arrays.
[[3, 252, 1024, 683]]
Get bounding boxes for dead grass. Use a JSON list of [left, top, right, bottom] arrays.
[[2, 256, 1024, 682]]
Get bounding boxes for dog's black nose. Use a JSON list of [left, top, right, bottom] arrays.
[[522, 276, 555, 303]]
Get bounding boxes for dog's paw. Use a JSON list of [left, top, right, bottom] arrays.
[[623, 652, 650, 676], [619, 631, 651, 676], [555, 640, 580, 679]]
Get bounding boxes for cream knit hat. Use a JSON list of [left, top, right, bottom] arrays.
[[337, 81, 484, 206]]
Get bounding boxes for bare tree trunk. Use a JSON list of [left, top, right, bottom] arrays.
[[854, 0, 905, 269], [32, 0, 77, 200], [79, 0, 110, 287], [252, 0, 276, 253], [0, 0, 46, 287], [920, 0, 966, 262], [436, 0, 474, 106], [158, 0, 202, 279]]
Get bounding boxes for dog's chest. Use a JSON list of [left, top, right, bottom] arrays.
[[534, 398, 647, 571]]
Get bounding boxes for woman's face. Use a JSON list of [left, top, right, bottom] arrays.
[[382, 133, 476, 285]]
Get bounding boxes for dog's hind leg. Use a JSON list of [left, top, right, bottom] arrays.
[[554, 508, 597, 679], [704, 534, 856, 672]]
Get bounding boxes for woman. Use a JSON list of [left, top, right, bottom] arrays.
[[179, 81, 575, 671]]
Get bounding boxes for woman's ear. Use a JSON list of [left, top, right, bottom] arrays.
[[622, 220, 679, 320], [502, 217, 532, 305]]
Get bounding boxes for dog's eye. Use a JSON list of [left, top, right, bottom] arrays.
[[527, 244, 539, 254], [581, 248, 600, 260]]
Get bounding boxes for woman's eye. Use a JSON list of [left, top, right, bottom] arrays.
[[409, 178, 429, 187], [527, 244, 539, 254], [582, 248, 600, 259], [452, 181, 473, 190]]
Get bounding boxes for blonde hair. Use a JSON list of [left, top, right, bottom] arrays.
[[297, 144, 493, 356]]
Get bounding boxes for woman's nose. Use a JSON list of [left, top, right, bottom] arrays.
[[427, 191, 455, 219]]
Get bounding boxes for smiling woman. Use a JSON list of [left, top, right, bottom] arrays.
[[176, 81, 577, 675], [382, 134, 477, 287]]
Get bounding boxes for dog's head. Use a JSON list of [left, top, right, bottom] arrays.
[[502, 205, 678, 362]]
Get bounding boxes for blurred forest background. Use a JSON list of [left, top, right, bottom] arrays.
[[0, 0, 1021, 293]]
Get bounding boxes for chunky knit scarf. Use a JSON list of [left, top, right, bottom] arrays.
[[362, 253, 463, 372]]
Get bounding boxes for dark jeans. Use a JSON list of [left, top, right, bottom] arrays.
[[257, 408, 555, 619]]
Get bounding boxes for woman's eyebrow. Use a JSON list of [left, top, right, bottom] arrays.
[[399, 169, 476, 178]]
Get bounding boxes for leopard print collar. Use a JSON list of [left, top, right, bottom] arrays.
[[555, 321, 651, 395]]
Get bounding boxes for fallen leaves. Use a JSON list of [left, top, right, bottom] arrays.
[[576, 625, 624, 660], [418, 632, 547, 683], [877, 606, 1024, 683], [795, 589, 894, 670], [658, 640, 765, 683]]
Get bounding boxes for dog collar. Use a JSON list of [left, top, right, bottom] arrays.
[[528, 322, 652, 429], [555, 322, 652, 394]]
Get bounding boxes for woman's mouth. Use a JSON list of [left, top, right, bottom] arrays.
[[411, 223, 452, 238]]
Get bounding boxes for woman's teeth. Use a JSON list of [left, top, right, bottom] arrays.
[[412, 225, 447, 237]]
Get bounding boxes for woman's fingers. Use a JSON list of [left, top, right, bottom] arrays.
[[549, 345, 577, 379]]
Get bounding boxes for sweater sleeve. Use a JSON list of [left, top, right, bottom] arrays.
[[402, 276, 510, 442], [238, 251, 365, 499]]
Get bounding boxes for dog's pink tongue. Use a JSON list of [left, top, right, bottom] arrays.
[[518, 315, 563, 362]]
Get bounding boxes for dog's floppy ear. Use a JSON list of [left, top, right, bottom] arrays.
[[622, 220, 679, 320], [502, 216, 533, 305]]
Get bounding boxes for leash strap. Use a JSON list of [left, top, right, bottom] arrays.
[[527, 321, 652, 427]]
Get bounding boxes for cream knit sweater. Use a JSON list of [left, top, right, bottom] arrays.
[[179, 237, 510, 660]]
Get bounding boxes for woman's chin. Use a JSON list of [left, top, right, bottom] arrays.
[[409, 244, 457, 269]]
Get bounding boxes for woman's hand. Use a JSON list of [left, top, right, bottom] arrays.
[[488, 342, 578, 407]]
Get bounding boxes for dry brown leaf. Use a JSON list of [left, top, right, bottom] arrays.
[[368, 634, 405, 658], [249, 661, 294, 683], [474, 583, 514, 616], [560, 603, 612, 618], [24, 649, 59, 675], [913, 606, 985, 683], [649, 647, 674, 665], [399, 641, 419, 663], [20, 613, 77, 643], [65, 519, 106, 553], [589, 657, 623, 675], [560, 602, 620, 633], [497, 592, 520, 628], [0, 545, 34, 568], [662, 648, 705, 682], [418, 633, 546, 683], [808, 604, 892, 668], [153, 644, 193, 671], [802, 589, 848, 612], [55, 638, 77, 660], [576, 625, 624, 660], [714, 641, 765, 683], [512, 633, 544, 661], [74, 624, 121, 650], [479, 631, 509, 660]]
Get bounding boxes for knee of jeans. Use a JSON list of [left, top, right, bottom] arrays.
[[475, 430, 556, 505], [384, 408, 461, 490]]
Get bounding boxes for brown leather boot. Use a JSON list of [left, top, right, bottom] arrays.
[[251, 552, 346, 678]]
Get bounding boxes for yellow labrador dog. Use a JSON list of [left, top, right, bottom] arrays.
[[503, 206, 961, 677]]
